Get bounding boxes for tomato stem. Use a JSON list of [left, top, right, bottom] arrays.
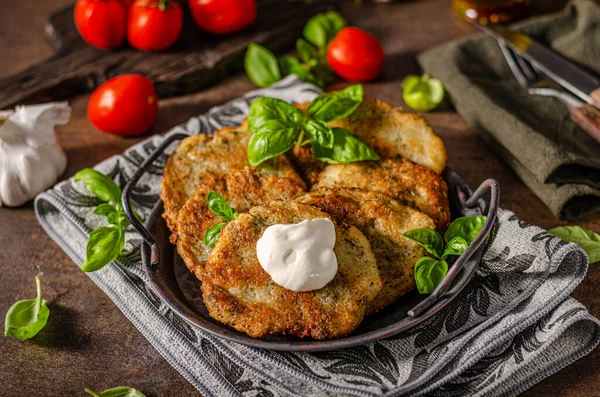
[[158, 0, 170, 11]]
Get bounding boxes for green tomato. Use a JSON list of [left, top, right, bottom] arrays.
[[402, 74, 445, 112]]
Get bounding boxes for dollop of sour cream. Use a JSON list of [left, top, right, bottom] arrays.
[[256, 218, 338, 292]]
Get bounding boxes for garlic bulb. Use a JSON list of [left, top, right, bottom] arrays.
[[0, 102, 70, 207]]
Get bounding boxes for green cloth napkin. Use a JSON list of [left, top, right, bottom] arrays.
[[418, 0, 600, 220]]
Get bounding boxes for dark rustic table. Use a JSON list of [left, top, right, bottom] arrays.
[[0, 0, 598, 396]]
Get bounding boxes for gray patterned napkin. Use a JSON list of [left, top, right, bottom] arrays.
[[35, 76, 600, 396]]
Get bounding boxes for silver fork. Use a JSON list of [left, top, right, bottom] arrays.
[[498, 40, 584, 111], [499, 40, 600, 143]]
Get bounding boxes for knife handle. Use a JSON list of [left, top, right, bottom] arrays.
[[571, 104, 600, 144], [591, 88, 600, 107]]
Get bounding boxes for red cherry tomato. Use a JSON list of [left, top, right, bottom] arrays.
[[327, 27, 385, 82], [74, 0, 128, 50], [189, 0, 257, 34], [127, 0, 183, 51], [88, 75, 158, 136]]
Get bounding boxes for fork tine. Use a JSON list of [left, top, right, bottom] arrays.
[[497, 40, 531, 89], [512, 49, 539, 82]]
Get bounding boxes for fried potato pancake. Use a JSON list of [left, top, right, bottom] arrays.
[[297, 188, 434, 314], [313, 158, 450, 232], [176, 168, 306, 280], [289, 98, 447, 186], [329, 98, 447, 174], [161, 125, 305, 241], [201, 201, 382, 339]]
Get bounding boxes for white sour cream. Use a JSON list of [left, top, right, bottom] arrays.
[[256, 218, 338, 292]]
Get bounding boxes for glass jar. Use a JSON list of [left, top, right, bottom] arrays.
[[453, 0, 530, 24]]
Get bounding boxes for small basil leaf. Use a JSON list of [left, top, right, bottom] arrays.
[[403, 228, 444, 259], [444, 215, 486, 245], [548, 226, 600, 264], [244, 43, 282, 88], [414, 258, 448, 294], [303, 11, 347, 48], [248, 96, 306, 132], [323, 11, 347, 35], [94, 203, 120, 225], [82, 225, 125, 272], [307, 84, 363, 122], [296, 38, 317, 62], [279, 56, 324, 88], [207, 191, 239, 221], [441, 236, 468, 260], [247, 122, 298, 167], [312, 128, 379, 164], [204, 222, 228, 248], [116, 212, 131, 228], [84, 386, 146, 397], [402, 74, 445, 112], [4, 275, 49, 340], [312, 60, 336, 86], [303, 119, 334, 149], [74, 168, 122, 204]]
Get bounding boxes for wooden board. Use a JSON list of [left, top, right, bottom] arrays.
[[0, 0, 336, 109]]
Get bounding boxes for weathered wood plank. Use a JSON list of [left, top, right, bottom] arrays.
[[0, 0, 337, 109]]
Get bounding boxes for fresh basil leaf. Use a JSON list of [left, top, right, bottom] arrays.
[[307, 84, 363, 122], [204, 222, 228, 248], [403, 228, 444, 259], [303, 11, 347, 48], [248, 96, 306, 132], [279, 56, 324, 88], [312, 128, 379, 164], [4, 275, 49, 340], [207, 191, 239, 221], [84, 386, 146, 397], [117, 213, 131, 228], [74, 168, 122, 204], [303, 119, 334, 149], [94, 203, 120, 225], [82, 225, 125, 272], [414, 258, 448, 294], [548, 226, 600, 264], [247, 122, 298, 167], [296, 38, 317, 62], [402, 74, 445, 112], [244, 43, 282, 88], [444, 215, 486, 245], [442, 236, 469, 259]]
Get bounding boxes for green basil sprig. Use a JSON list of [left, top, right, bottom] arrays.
[[85, 386, 146, 397], [548, 225, 600, 264], [403, 215, 486, 294], [244, 11, 346, 88], [401, 74, 445, 112], [4, 274, 49, 340], [74, 168, 140, 272], [303, 11, 346, 49], [203, 191, 239, 247], [247, 84, 379, 167]]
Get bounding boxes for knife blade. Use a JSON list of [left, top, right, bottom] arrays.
[[475, 23, 600, 109]]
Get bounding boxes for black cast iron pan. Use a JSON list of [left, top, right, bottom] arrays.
[[121, 132, 499, 352]]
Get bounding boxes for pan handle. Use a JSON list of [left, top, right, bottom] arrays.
[[408, 178, 499, 317], [121, 133, 188, 266]]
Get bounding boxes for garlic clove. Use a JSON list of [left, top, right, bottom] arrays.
[[0, 102, 70, 207]]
